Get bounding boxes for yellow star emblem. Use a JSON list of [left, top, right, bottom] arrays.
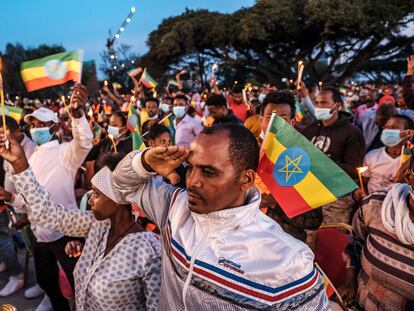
[[277, 154, 304, 182]]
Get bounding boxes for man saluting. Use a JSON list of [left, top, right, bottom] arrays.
[[113, 123, 329, 310]]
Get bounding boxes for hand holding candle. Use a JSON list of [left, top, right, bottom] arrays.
[[296, 60, 304, 90], [108, 134, 118, 154], [211, 63, 218, 81], [357, 167, 368, 196]]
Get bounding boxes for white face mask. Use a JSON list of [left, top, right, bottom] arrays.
[[107, 125, 121, 140], [314, 107, 333, 121], [258, 93, 266, 104]]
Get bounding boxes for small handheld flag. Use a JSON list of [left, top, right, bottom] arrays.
[[21, 50, 83, 92], [112, 82, 122, 90], [128, 67, 142, 78], [140, 68, 158, 88], [257, 114, 357, 218], [0, 105, 23, 122]]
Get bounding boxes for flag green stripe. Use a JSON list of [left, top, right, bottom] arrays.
[[21, 51, 80, 70], [269, 116, 357, 198]]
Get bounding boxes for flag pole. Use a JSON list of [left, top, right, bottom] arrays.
[[315, 263, 348, 311], [141, 112, 173, 139], [0, 58, 8, 144]]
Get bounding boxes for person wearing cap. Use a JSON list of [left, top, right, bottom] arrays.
[[0, 84, 93, 311], [0, 140, 161, 311]]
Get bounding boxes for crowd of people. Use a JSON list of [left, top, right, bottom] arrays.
[[0, 57, 413, 311]]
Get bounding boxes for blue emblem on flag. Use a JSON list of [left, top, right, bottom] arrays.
[[273, 147, 311, 187]]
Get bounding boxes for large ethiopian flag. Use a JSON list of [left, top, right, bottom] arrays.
[[20, 50, 83, 92], [257, 114, 357, 218]]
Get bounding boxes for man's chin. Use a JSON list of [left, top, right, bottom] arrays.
[[188, 199, 203, 213]]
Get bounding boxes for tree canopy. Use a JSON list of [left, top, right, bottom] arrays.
[[140, 0, 414, 86]]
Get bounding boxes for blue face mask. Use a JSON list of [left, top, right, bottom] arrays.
[[161, 103, 171, 113], [380, 129, 401, 147], [173, 106, 186, 118], [314, 107, 333, 121], [30, 127, 54, 145]]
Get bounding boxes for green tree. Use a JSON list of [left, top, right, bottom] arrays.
[[141, 0, 414, 85]]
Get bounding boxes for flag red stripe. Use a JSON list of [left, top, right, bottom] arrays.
[[257, 155, 313, 218], [24, 71, 80, 92]]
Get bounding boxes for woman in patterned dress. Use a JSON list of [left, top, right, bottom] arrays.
[[0, 135, 161, 311]]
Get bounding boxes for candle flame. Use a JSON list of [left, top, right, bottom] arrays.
[[357, 166, 368, 173], [108, 134, 114, 140], [298, 60, 303, 66]]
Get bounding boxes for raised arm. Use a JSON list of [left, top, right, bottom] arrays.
[[0, 131, 95, 237], [61, 84, 93, 168], [112, 147, 189, 228]]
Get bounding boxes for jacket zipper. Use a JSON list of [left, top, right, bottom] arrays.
[[182, 217, 214, 310]]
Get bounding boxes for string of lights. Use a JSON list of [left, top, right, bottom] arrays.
[[106, 6, 136, 71]]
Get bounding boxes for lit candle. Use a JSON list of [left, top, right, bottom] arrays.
[[357, 167, 368, 196], [61, 95, 69, 111], [296, 60, 304, 89], [108, 134, 118, 154], [318, 81, 323, 92], [211, 63, 218, 81]]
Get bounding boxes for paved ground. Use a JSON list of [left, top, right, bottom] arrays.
[[0, 249, 42, 311]]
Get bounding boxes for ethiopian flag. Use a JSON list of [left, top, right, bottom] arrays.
[[257, 114, 357, 218], [400, 145, 411, 166], [128, 67, 142, 78], [0, 105, 23, 122], [132, 128, 146, 151], [128, 105, 142, 135], [294, 101, 305, 122], [21, 50, 83, 92], [159, 113, 175, 142], [112, 82, 122, 90], [140, 68, 158, 88], [168, 79, 179, 87]]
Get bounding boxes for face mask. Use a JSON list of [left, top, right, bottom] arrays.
[[314, 107, 333, 121], [107, 125, 121, 140], [380, 129, 401, 147], [30, 127, 54, 145], [258, 93, 266, 104], [161, 103, 170, 113], [173, 106, 186, 118]]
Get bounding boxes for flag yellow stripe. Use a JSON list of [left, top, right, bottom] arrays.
[[263, 132, 337, 208], [21, 60, 82, 81], [293, 171, 337, 208], [263, 132, 286, 161]]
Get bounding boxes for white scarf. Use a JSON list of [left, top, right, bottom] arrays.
[[381, 183, 414, 245]]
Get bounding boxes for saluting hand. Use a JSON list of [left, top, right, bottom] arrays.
[[143, 146, 189, 185]]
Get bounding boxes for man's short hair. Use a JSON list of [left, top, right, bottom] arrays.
[[206, 94, 227, 108], [232, 85, 244, 94], [144, 98, 159, 106], [391, 114, 414, 130], [321, 86, 343, 106], [173, 94, 188, 103], [261, 90, 296, 119], [201, 124, 259, 175]]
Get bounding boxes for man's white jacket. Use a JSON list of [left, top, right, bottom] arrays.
[[113, 151, 330, 311]]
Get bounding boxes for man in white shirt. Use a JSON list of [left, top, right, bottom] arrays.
[[172, 94, 203, 148], [0, 84, 93, 311], [0, 116, 36, 297], [362, 115, 414, 194]]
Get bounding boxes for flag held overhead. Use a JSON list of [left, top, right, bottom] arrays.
[[21, 50, 83, 92], [257, 114, 357, 218]]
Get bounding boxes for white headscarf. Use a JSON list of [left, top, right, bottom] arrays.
[[381, 183, 414, 245], [91, 166, 129, 205]]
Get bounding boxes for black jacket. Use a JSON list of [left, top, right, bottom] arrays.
[[213, 109, 243, 125], [303, 112, 365, 179]]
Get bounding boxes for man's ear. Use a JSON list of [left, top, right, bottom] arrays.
[[240, 169, 256, 191]]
